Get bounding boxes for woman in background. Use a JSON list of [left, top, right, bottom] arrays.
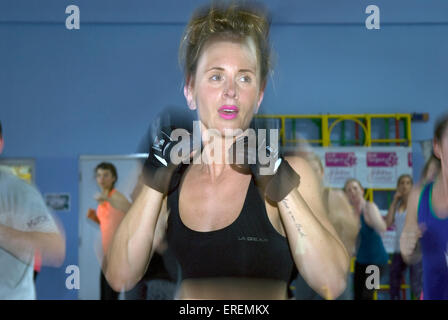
[[385, 174, 422, 300], [401, 114, 448, 300], [87, 162, 131, 300], [344, 178, 388, 300], [293, 153, 359, 300]]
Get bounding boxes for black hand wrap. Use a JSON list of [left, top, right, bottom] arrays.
[[230, 122, 300, 203], [255, 159, 301, 203], [142, 106, 198, 195], [142, 126, 184, 194]]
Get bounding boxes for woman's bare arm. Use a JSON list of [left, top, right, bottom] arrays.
[[278, 156, 350, 299], [327, 189, 360, 257], [363, 201, 387, 234], [97, 191, 132, 213], [104, 186, 164, 291], [400, 185, 423, 264], [0, 225, 65, 267]]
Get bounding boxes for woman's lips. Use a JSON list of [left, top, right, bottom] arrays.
[[218, 105, 239, 120]]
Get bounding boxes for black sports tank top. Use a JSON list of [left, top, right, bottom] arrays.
[[166, 167, 295, 282]]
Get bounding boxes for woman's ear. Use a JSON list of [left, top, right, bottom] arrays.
[[184, 76, 196, 110], [433, 138, 441, 160]]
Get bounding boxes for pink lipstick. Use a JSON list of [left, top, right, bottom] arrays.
[[218, 105, 239, 120]]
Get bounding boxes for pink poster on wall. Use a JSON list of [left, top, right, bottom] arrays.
[[366, 151, 398, 184], [313, 146, 413, 189], [324, 152, 357, 186]]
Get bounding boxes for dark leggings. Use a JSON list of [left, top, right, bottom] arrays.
[[100, 272, 120, 300], [354, 262, 385, 300], [389, 253, 423, 300]]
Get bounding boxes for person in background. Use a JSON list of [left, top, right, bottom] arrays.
[[87, 162, 131, 300], [307, 153, 360, 257], [344, 178, 388, 300], [385, 174, 422, 300], [401, 113, 448, 300], [293, 153, 360, 300], [0, 120, 66, 299]]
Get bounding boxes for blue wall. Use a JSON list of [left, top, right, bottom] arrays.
[[1, 0, 447, 299]]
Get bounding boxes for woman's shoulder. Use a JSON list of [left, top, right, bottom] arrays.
[[110, 189, 128, 200], [365, 200, 380, 212]]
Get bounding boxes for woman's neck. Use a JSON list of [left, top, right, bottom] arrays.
[[199, 124, 247, 182], [352, 198, 366, 214], [395, 192, 408, 211]]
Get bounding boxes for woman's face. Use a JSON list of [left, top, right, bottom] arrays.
[[96, 168, 115, 190], [397, 176, 413, 196], [344, 181, 364, 205], [184, 37, 265, 136]]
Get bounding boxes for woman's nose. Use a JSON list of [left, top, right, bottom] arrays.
[[223, 79, 237, 99]]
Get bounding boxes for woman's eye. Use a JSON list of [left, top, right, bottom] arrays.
[[210, 74, 222, 81], [239, 75, 251, 83]]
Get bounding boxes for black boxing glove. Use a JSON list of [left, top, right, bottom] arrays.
[[142, 105, 200, 194], [230, 132, 300, 203], [142, 125, 193, 194]]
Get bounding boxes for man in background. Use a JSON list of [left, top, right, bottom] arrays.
[[0, 120, 66, 299]]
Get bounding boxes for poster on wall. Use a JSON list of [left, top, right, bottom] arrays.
[[311, 146, 413, 189], [45, 193, 71, 212], [309, 147, 412, 254]]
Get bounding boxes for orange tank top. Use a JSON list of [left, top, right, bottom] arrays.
[[96, 189, 125, 254]]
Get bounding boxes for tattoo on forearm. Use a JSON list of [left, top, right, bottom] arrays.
[[282, 198, 307, 255], [282, 198, 306, 238]]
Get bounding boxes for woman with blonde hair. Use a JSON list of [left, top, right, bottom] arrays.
[[344, 178, 388, 300], [385, 174, 422, 300], [105, 1, 349, 300]]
